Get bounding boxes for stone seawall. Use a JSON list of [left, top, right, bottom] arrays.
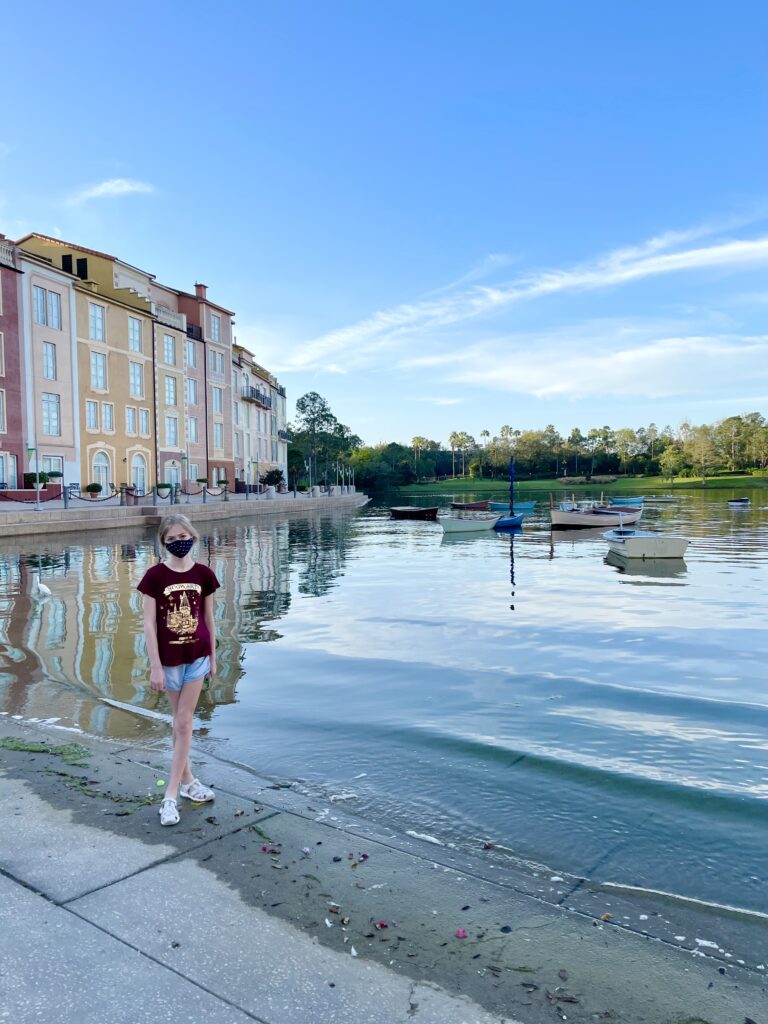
[[0, 493, 369, 539]]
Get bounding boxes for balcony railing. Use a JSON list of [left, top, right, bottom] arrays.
[[152, 303, 186, 331], [242, 386, 272, 408], [277, 429, 292, 442], [0, 242, 16, 269], [274, 384, 286, 398], [186, 323, 203, 341]]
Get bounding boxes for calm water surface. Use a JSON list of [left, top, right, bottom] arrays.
[[2, 489, 767, 921]]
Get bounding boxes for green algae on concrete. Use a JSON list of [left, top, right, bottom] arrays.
[[0, 736, 91, 767]]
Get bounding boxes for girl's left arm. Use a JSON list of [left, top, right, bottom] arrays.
[[204, 593, 217, 676]]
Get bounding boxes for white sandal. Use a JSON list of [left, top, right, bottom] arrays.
[[179, 778, 215, 802], [159, 797, 180, 826]]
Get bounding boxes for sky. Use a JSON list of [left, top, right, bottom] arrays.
[[2, 0, 768, 446]]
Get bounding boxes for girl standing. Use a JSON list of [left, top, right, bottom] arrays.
[[138, 514, 220, 826]]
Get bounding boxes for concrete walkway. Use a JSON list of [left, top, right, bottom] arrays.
[[1, 716, 766, 1024]]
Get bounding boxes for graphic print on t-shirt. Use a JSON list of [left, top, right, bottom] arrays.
[[164, 582, 202, 644]]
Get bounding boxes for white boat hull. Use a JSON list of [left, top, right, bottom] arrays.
[[440, 515, 500, 534], [551, 506, 643, 530], [604, 528, 689, 559]]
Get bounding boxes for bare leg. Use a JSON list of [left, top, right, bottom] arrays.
[[165, 678, 204, 800]]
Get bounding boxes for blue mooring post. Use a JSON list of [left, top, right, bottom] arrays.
[[202, 486, 207, 504], [63, 484, 69, 509], [509, 458, 515, 515], [152, 485, 158, 508], [223, 484, 229, 502]]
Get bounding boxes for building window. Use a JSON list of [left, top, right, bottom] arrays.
[[89, 302, 106, 341], [212, 387, 223, 413], [34, 286, 47, 325], [86, 400, 99, 430], [234, 431, 241, 456], [164, 334, 175, 365], [0, 390, 5, 432], [42, 456, 64, 475], [217, 352, 224, 373], [126, 406, 137, 434], [186, 339, 196, 367], [186, 378, 197, 405], [188, 416, 198, 443], [164, 375, 177, 406], [90, 350, 107, 389], [139, 408, 150, 435], [131, 453, 147, 493], [48, 291, 62, 329], [129, 362, 143, 398], [233, 401, 239, 425], [128, 317, 142, 353], [213, 423, 223, 449], [42, 393, 61, 436], [93, 451, 111, 491], [102, 402, 114, 431], [165, 415, 178, 447], [0, 332, 4, 375], [211, 313, 221, 341], [42, 341, 57, 380], [189, 463, 199, 481], [272, 440, 278, 461]]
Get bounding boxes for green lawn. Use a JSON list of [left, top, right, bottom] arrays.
[[397, 473, 767, 496]]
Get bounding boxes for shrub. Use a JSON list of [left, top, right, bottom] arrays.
[[24, 471, 50, 488], [85, 482, 102, 494], [196, 477, 208, 485], [260, 469, 285, 487]]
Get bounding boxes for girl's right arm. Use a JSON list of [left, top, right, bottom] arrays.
[[142, 595, 166, 691]]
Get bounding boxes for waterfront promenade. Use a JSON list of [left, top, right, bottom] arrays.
[[0, 488, 368, 539], [1, 715, 765, 1024]]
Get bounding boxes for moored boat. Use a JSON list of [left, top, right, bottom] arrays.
[[604, 527, 689, 559], [450, 500, 490, 510], [728, 497, 751, 508], [493, 512, 524, 530], [551, 497, 643, 530], [389, 506, 439, 521], [608, 496, 644, 506], [440, 515, 500, 534]]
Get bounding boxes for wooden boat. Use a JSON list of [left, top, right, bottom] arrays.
[[389, 506, 439, 521], [489, 500, 536, 511], [450, 500, 490, 510], [440, 515, 500, 534], [604, 527, 688, 559], [494, 512, 524, 530], [728, 497, 751, 508], [551, 498, 643, 530]]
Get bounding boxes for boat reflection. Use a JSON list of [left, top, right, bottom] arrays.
[[604, 548, 688, 579]]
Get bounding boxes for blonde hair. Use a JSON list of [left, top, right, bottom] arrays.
[[158, 514, 200, 547]]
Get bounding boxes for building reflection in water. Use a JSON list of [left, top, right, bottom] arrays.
[[0, 511, 356, 739]]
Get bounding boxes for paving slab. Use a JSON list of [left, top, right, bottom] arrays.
[[0, 875, 256, 1024], [70, 859, 510, 1024]]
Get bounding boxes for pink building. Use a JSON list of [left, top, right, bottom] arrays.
[[0, 236, 25, 487], [177, 283, 235, 486]]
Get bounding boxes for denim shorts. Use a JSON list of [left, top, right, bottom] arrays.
[[163, 656, 211, 692]]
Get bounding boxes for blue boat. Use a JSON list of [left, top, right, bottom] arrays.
[[489, 500, 536, 511], [609, 496, 645, 506], [494, 512, 524, 530]]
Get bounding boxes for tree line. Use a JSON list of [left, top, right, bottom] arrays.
[[288, 394, 768, 490]]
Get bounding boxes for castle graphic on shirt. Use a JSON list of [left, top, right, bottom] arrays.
[[164, 585, 201, 642]]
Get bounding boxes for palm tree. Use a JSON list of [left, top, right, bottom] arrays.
[[448, 432, 460, 478], [480, 429, 490, 448], [412, 436, 428, 467]]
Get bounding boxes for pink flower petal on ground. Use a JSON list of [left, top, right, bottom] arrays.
[[455, 928, 467, 939]]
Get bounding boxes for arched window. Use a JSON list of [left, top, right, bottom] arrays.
[[93, 451, 110, 492], [131, 453, 147, 493]]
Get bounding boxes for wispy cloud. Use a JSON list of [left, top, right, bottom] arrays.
[[419, 396, 465, 406], [67, 178, 154, 206], [0, 142, 14, 160], [427, 253, 517, 295], [285, 219, 768, 371]]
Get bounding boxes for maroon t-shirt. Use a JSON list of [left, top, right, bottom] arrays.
[[137, 562, 220, 667]]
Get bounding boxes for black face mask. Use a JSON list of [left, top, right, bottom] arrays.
[[165, 538, 194, 559]]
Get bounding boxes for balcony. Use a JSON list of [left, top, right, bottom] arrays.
[[274, 384, 286, 398], [186, 323, 203, 341], [152, 303, 186, 331], [0, 242, 17, 269], [242, 386, 272, 409], [277, 429, 292, 442]]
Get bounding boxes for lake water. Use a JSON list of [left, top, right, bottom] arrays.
[[2, 488, 767, 926]]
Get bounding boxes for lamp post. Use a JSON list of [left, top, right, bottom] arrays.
[[252, 459, 259, 497], [26, 445, 41, 511]]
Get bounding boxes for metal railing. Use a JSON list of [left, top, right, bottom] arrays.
[[241, 386, 272, 408]]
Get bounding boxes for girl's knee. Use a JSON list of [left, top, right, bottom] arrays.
[[174, 713, 194, 736]]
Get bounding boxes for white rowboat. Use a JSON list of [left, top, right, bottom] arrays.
[[440, 515, 501, 534], [604, 527, 689, 559], [551, 502, 643, 530]]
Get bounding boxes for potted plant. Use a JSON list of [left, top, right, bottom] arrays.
[[196, 477, 208, 486], [156, 482, 171, 495], [24, 471, 50, 489], [85, 482, 102, 499], [46, 470, 63, 480]]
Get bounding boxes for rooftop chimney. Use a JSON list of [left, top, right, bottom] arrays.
[[194, 282, 207, 299]]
